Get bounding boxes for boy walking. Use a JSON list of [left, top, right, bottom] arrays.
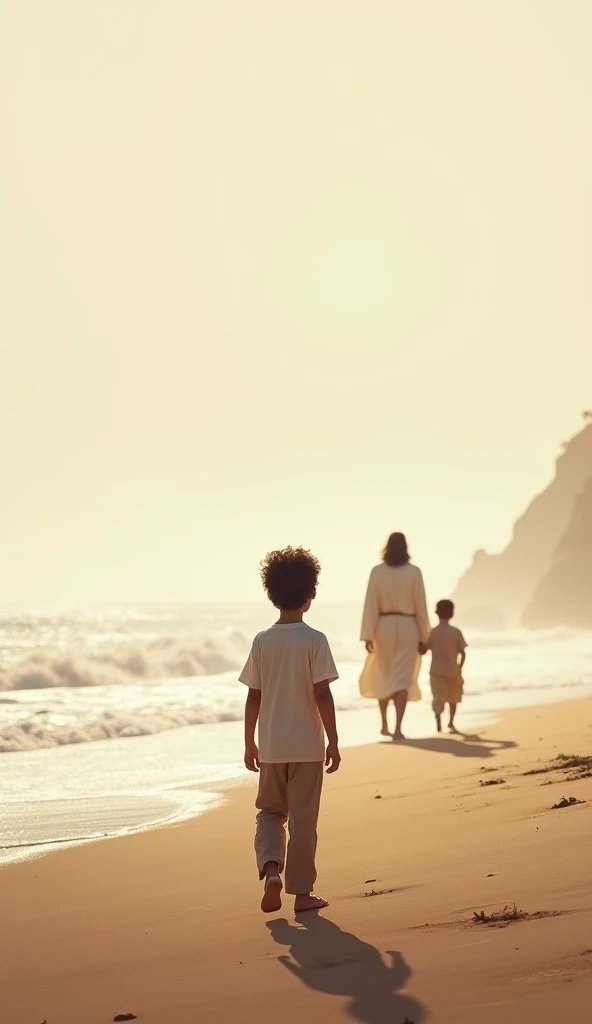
[[240, 546, 340, 914], [427, 599, 468, 734]]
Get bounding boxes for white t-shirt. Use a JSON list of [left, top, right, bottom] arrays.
[[239, 622, 338, 763]]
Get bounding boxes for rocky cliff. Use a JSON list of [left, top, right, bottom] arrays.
[[523, 475, 592, 629], [452, 421, 592, 628]]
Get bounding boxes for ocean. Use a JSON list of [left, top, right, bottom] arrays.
[[1, 603, 591, 864]]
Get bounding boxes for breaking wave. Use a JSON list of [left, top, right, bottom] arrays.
[[1, 610, 590, 756], [0, 632, 248, 692]]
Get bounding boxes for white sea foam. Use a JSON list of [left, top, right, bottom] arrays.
[[1, 606, 591, 863], [0, 678, 363, 753], [0, 606, 591, 757], [0, 631, 247, 691], [0, 707, 241, 752]]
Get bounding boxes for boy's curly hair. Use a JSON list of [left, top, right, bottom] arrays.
[[260, 546, 321, 610]]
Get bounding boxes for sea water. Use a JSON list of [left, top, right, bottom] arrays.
[[1, 603, 591, 863]]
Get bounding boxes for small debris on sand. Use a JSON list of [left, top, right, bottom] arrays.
[[473, 904, 560, 927], [113, 1015, 138, 1022], [473, 903, 526, 925], [487, 873, 495, 877], [374, 794, 382, 800], [524, 754, 592, 781], [480, 778, 505, 787], [364, 878, 377, 884], [551, 796, 586, 809]]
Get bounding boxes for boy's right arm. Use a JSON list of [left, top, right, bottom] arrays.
[[240, 638, 262, 772], [244, 688, 261, 772], [419, 630, 433, 657], [314, 680, 341, 773]]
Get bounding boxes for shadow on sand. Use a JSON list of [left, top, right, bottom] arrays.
[[384, 732, 517, 759], [267, 914, 427, 1024]]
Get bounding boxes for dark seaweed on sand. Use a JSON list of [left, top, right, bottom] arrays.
[[473, 903, 526, 924], [524, 754, 592, 780], [551, 796, 586, 809], [479, 778, 505, 787], [473, 905, 560, 927]]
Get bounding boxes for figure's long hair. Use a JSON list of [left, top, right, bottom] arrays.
[[382, 532, 410, 567]]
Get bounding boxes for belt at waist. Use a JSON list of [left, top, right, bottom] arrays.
[[379, 611, 415, 617]]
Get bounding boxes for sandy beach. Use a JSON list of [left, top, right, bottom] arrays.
[[3, 3, 591, 1021], [2, 697, 591, 1024]]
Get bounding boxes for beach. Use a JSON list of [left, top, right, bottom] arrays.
[[4, 606, 591, 864], [4, 2, 592, 1019], [2, 696, 591, 1023]]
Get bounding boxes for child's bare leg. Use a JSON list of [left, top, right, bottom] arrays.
[[379, 699, 390, 736], [261, 861, 283, 913], [393, 691, 408, 740], [448, 703, 458, 733], [435, 712, 442, 733]]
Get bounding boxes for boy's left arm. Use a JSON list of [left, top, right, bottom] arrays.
[[312, 638, 340, 773], [314, 681, 340, 773]]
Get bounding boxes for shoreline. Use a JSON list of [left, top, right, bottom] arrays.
[[2, 696, 591, 1022], [3, 680, 592, 866]]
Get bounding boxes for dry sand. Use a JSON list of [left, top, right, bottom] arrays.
[[2, 698, 591, 1023]]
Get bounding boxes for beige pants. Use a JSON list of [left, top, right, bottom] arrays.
[[255, 761, 324, 895]]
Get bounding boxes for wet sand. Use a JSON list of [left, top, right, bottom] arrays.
[[1, 698, 591, 1023]]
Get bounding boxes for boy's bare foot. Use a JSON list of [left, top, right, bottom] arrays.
[[261, 874, 283, 914], [380, 726, 391, 737], [448, 724, 459, 735], [392, 731, 406, 742], [294, 894, 329, 913]]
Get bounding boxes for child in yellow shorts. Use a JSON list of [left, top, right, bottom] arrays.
[[426, 600, 467, 734]]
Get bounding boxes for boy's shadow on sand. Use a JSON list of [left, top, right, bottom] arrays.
[[385, 733, 517, 759], [267, 914, 427, 1024]]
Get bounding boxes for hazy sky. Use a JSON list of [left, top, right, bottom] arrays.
[[2, 1, 591, 607]]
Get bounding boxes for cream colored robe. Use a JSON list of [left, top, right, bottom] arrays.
[[359, 562, 431, 701]]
